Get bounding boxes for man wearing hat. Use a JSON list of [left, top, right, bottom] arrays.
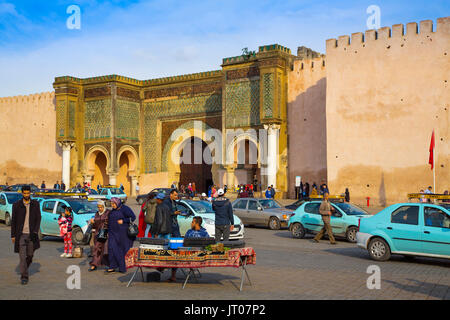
[[212, 188, 234, 242], [151, 193, 172, 238]]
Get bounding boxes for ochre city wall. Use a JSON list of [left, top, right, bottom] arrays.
[[325, 17, 450, 205], [0, 92, 62, 185], [287, 57, 327, 198]]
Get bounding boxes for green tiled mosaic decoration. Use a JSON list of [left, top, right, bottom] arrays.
[[68, 101, 76, 138], [84, 99, 111, 139], [225, 80, 260, 128], [56, 100, 66, 137], [263, 73, 274, 118], [143, 94, 221, 173], [115, 99, 140, 140]]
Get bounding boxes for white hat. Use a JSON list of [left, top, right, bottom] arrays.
[[217, 188, 224, 196], [201, 193, 206, 197]]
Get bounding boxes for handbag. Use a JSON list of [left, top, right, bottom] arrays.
[[96, 228, 108, 243], [127, 222, 139, 238], [82, 223, 93, 244]]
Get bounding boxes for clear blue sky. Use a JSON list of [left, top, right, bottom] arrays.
[[0, 0, 448, 96]]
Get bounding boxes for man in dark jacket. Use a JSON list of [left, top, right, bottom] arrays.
[[11, 185, 41, 285], [151, 193, 172, 237], [212, 189, 234, 242], [163, 189, 181, 237], [153, 193, 178, 282]]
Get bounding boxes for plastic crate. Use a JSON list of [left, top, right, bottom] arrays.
[[169, 238, 184, 250]]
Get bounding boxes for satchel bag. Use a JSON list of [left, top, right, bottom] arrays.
[[82, 223, 93, 244], [127, 222, 139, 238], [96, 228, 108, 243]]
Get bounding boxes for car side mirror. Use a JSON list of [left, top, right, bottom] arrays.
[[257, 207, 262, 211]]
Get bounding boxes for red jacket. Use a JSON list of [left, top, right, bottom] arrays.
[[137, 201, 151, 238]]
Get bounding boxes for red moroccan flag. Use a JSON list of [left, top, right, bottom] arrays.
[[429, 130, 435, 170]]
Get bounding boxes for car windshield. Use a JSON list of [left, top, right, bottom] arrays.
[[67, 200, 98, 214], [6, 193, 22, 203], [184, 201, 215, 214], [439, 203, 450, 211], [110, 188, 125, 195], [259, 199, 281, 209], [87, 189, 98, 195], [334, 203, 369, 215]]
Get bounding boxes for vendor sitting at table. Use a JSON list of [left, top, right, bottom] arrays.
[[185, 216, 210, 238]]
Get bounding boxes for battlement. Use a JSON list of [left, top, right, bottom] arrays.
[[292, 56, 326, 72], [259, 44, 291, 54], [326, 16, 450, 49], [0, 91, 55, 105], [54, 70, 223, 87]]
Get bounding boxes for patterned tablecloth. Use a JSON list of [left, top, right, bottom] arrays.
[[125, 247, 256, 269]]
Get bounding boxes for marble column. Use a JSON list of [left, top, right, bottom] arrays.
[[58, 142, 74, 189], [264, 124, 280, 189], [225, 166, 236, 189], [131, 176, 139, 197], [108, 173, 118, 186]]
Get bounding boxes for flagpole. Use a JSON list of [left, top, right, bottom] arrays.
[[433, 131, 436, 193]]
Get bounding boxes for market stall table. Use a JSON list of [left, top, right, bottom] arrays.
[[125, 247, 256, 291]]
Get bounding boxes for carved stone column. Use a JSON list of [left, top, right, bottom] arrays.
[[58, 141, 75, 188], [263, 124, 280, 189]]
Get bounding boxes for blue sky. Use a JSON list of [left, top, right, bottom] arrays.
[[0, 0, 448, 96]]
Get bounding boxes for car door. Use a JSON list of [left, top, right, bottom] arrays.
[[247, 199, 261, 225], [302, 203, 322, 232], [330, 204, 346, 235], [422, 206, 450, 257], [0, 194, 6, 220], [232, 200, 249, 224], [41, 200, 57, 234], [386, 205, 422, 253], [177, 202, 194, 236]]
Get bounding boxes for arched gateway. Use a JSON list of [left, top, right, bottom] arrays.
[[54, 44, 290, 196]]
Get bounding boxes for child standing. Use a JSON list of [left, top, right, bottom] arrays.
[[58, 206, 73, 258]]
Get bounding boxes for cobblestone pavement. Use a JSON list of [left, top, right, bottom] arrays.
[[0, 200, 448, 300]]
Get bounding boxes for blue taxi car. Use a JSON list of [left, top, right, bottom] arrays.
[[357, 203, 450, 261], [288, 201, 371, 242], [0, 192, 23, 226], [39, 197, 98, 245], [88, 187, 127, 205]]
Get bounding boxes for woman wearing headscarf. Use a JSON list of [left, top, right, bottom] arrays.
[[88, 200, 110, 271], [106, 197, 136, 274]]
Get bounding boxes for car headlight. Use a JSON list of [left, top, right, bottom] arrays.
[[203, 218, 215, 225]]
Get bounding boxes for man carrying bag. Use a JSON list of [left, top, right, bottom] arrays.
[[143, 194, 157, 237]]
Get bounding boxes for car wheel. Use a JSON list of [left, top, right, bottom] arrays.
[[346, 226, 358, 243], [268, 217, 281, 230], [368, 237, 391, 261], [138, 198, 144, 205], [38, 229, 44, 241], [291, 223, 305, 239], [72, 226, 84, 246], [5, 213, 11, 226]]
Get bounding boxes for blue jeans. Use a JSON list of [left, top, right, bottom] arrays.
[[171, 224, 181, 238], [157, 233, 171, 239]]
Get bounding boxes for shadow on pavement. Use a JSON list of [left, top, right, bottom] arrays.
[[324, 247, 450, 267], [116, 269, 240, 287], [384, 279, 450, 299], [15, 262, 41, 276]]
